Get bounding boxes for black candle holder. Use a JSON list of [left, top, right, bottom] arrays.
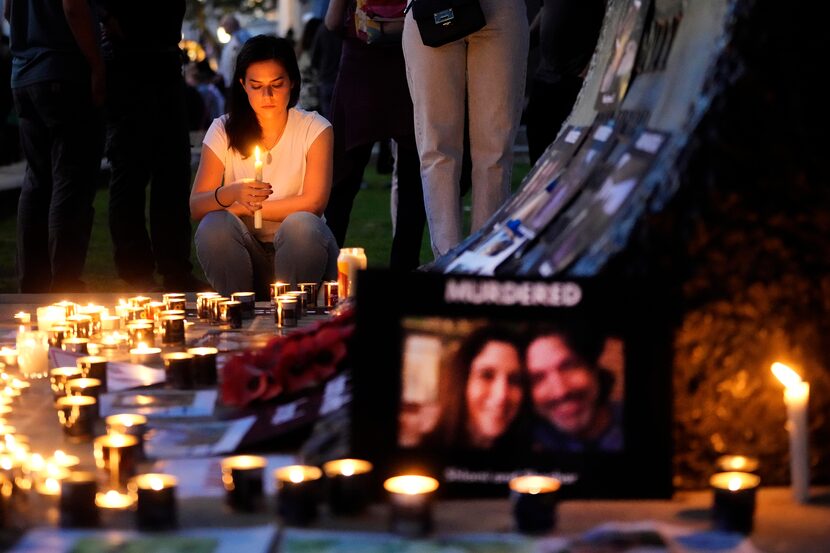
[[298, 283, 319, 314], [710, 472, 760, 534], [55, 395, 97, 442], [49, 325, 71, 348], [276, 297, 298, 328], [66, 315, 93, 339], [221, 455, 267, 512], [509, 475, 561, 534], [286, 291, 307, 317], [161, 315, 186, 346], [187, 347, 218, 387], [95, 433, 140, 490], [271, 282, 290, 309], [60, 471, 99, 528], [208, 297, 229, 326], [127, 321, 155, 348], [163, 352, 194, 389], [50, 366, 84, 399], [77, 355, 108, 386], [62, 338, 89, 355], [274, 465, 323, 526], [322, 459, 373, 515], [323, 281, 339, 311], [196, 292, 220, 320], [383, 475, 439, 538], [66, 378, 103, 402], [231, 292, 256, 319], [131, 473, 178, 531], [220, 300, 243, 329]]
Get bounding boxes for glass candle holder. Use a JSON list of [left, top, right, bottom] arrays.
[[55, 395, 97, 442], [16, 330, 49, 378], [275, 297, 298, 328], [163, 352, 194, 389], [323, 281, 339, 311], [60, 471, 99, 528], [66, 378, 103, 403], [274, 465, 323, 526], [66, 315, 93, 339], [48, 325, 72, 348], [77, 356, 108, 385], [50, 367, 83, 398], [164, 295, 187, 313], [101, 315, 122, 331], [322, 458, 373, 515], [127, 322, 155, 349], [95, 433, 140, 490], [186, 347, 218, 388], [270, 282, 290, 308], [161, 315, 186, 346], [36, 305, 67, 332], [219, 300, 243, 329], [196, 292, 220, 320], [710, 472, 760, 534], [78, 305, 105, 337], [716, 455, 760, 474], [337, 247, 367, 298], [286, 291, 307, 318], [208, 297, 229, 326], [509, 475, 561, 533], [106, 413, 148, 439], [221, 455, 267, 512], [128, 296, 151, 309], [298, 283, 320, 313], [231, 292, 256, 319], [62, 337, 89, 355], [383, 475, 439, 538], [131, 473, 178, 531]]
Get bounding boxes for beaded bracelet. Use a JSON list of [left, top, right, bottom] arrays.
[[214, 186, 232, 208]]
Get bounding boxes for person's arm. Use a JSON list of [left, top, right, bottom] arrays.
[[189, 145, 273, 220], [324, 0, 347, 32], [257, 126, 333, 220], [62, 0, 105, 105]]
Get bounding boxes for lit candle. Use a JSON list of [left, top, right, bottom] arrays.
[[274, 465, 323, 526], [322, 458, 373, 515], [254, 146, 263, 229], [55, 395, 97, 442], [94, 433, 140, 489], [0, 346, 17, 367], [129, 344, 162, 366], [77, 355, 108, 385], [710, 471, 761, 534], [96, 488, 135, 510], [131, 473, 178, 531], [16, 330, 49, 378], [509, 475, 561, 533], [186, 347, 219, 388], [36, 305, 66, 332], [50, 366, 84, 399], [49, 450, 80, 469], [383, 475, 439, 537], [14, 311, 31, 333], [221, 455, 267, 512], [716, 455, 760, 474], [66, 377, 103, 401], [336, 247, 367, 298], [771, 362, 810, 503], [162, 352, 194, 389]]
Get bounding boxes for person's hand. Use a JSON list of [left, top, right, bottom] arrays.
[[227, 178, 272, 214]]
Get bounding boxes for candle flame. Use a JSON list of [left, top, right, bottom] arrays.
[[341, 461, 355, 477], [771, 362, 802, 389], [255, 146, 261, 163], [43, 477, 60, 495], [150, 477, 164, 491], [289, 468, 304, 483], [728, 477, 742, 491]]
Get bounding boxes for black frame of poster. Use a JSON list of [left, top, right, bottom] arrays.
[[351, 270, 674, 499]]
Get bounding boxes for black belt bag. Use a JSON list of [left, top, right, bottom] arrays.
[[407, 0, 486, 48]]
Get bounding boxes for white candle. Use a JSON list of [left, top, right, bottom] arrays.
[[16, 330, 49, 378], [254, 146, 263, 229], [771, 362, 810, 503], [36, 305, 66, 332]]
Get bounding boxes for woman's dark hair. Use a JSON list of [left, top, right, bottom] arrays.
[[429, 325, 528, 449], [225, 34, 302, 156]]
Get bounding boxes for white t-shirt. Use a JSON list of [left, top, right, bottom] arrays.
[[203, 108, 331, 241]]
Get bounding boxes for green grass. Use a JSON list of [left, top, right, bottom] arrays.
[[0, 162, 530, 292]]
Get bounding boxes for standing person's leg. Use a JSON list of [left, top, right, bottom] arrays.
[[13, 85, 53, 292], [323, 142, 373, 247], [389, 135, 426, 271], [466, 0, 529, 233], [195, 210, 271, 298], [106, 63, 156, 286], [150, 67, 196, 288], [402, 14, 467, 258], [274, 212, 339, 289], [47, 81, 103, 292]]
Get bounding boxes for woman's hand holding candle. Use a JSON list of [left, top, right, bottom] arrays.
[[220, 179, 272, 215]]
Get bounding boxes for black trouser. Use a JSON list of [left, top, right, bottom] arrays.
[[324, 135, 426, 272], [13, 81, 102, 292], [105, 57, 193, 282], [525, 76, 584, 165]]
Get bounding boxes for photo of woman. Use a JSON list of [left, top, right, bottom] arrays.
[[398, 323, 530, 451]]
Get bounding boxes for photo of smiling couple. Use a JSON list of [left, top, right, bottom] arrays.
[[398, 318, 624, 454]]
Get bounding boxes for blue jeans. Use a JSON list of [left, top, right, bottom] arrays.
[[403, 0, 529, 257], [195, 211, 339, 299], [13, 80, 103, 292]]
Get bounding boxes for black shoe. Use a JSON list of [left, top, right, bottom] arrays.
[[162, 273, 212, 293]]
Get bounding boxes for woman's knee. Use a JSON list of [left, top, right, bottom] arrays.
[[195, 211, 241, 252], [274, 211, 325, 248]]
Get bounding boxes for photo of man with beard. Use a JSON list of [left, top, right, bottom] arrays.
[[526, 323, 623, 453]]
